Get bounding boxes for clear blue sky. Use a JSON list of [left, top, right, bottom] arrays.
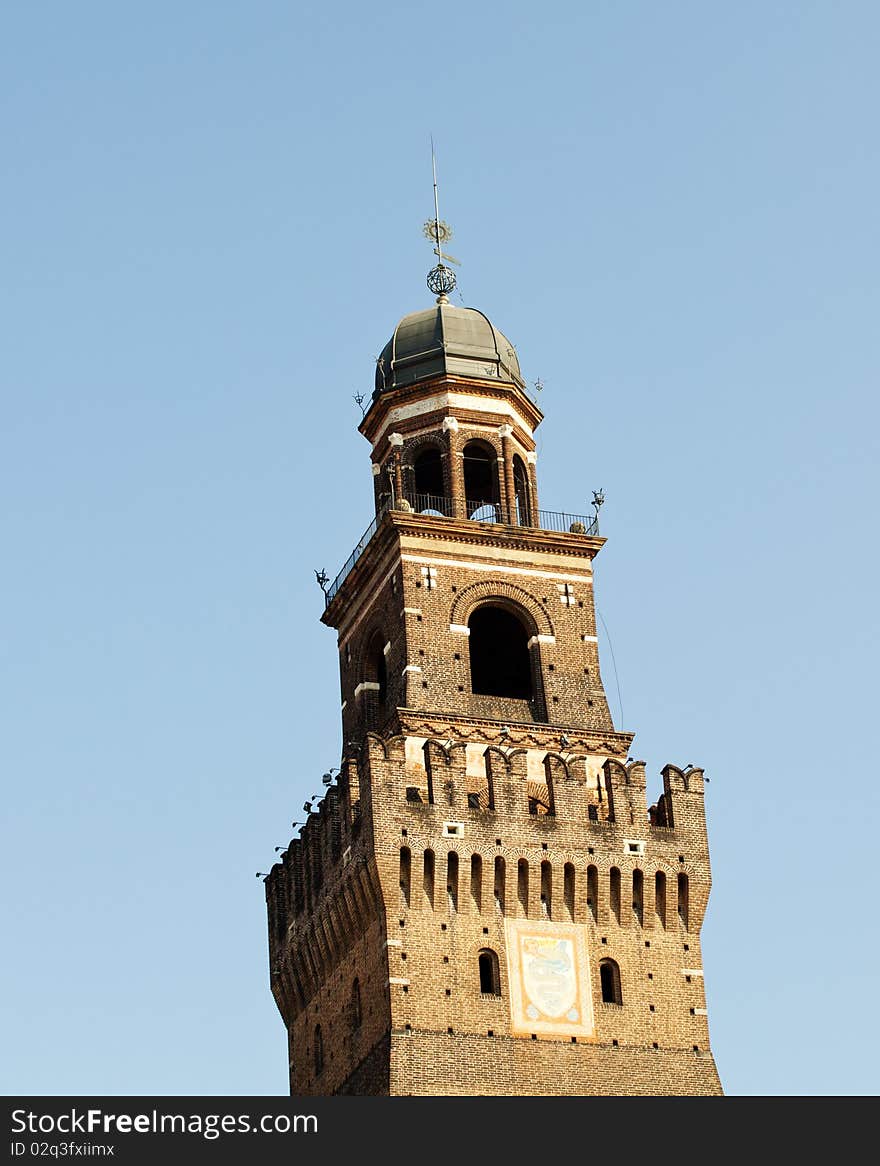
[[2, 1, 878, 1097]]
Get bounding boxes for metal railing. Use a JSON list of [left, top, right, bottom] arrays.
[[324, 509, 385, 605], [324, 494, 598, 606]]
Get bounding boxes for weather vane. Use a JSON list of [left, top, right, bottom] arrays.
[[423, 138, 459, 302]]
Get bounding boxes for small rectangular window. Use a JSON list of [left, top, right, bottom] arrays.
[[442, 822, 464, 838]]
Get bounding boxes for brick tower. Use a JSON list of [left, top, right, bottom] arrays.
[[264, 267, 723, 1095]]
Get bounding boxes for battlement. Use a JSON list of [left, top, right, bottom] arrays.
[[265, 732, 712, 1019]]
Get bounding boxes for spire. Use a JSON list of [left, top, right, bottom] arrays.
[[423, 138, 459, 303]]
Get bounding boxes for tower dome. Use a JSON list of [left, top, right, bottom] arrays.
[[374, 302, 525, 396]]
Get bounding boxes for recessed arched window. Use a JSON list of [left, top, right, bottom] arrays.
[[587, 864, 599, 922], [365, 630, 387, 704], [563, 862, 576, 921], [399, 846, 411, 907], [468, 604, 532, 699], [494, 855, 505, 912], [412, 446, 445, 509], [599, 959, 622, 1005], [423, 849, 435, 909], [470, 853, 482, 912], [463, 440, 500, 520], [678, 872, 689, 931], [313, 1024, 324, 1075], [632, 868, 644, 925], [447, 851, 459, 912], [540, 860, 552, 918], [350, 979, 362, 1030], [513, 455, 532, 526], [517, 858, 529, 916], [610, 866, 621, 924], [655, 870, 667, 929], [478, 948, 501, 996]]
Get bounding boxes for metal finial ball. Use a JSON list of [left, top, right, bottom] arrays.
[[427, 264, 456, 297]]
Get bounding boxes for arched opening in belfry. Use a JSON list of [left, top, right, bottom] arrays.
[[513, 454, 532, 526], [412, 446, 445, 509], [462, 440, 500, 520], [467, 604, 532, 699]]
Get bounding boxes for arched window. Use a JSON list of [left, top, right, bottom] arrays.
[[470, 853, 482, 912], [540, 860, 552, 918], [517, 858, 529, 916], [494, 855, 505, 912], [350, 979, 362, 1030], [610, 866, 621, 924], [447, 851, 459, 912], [563, 862, 576, 921], [423, 849, 435, 909], [513, 455, 532, 526], [478, 948, 501, 996], [468, 605, 532, 699], [587, 864, 599, 922], [399, 846, 411, 907], [463, 440, 500, 520], [412, 446, 445, 510], [632, 868, 644, 925], [655, 870, 667, 929], [678, 872, 689, 931], [313, 1024, 324, 1075], [599, 959, 622, 1005]]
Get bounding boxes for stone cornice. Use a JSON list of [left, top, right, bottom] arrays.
[[320, 508, 605, 629], [359, 373, 544, 445]]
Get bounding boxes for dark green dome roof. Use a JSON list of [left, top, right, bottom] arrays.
[[374, 302, 524, 396]]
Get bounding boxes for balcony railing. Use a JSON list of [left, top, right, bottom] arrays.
[[323, 493, 599, 606]]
